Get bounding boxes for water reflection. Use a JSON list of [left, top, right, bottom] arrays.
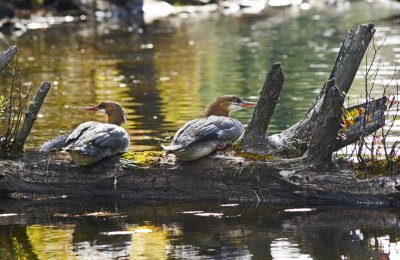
[[1, 201, 400, 259], [27, 225, 76, 259], [0, 1, 399, 151]]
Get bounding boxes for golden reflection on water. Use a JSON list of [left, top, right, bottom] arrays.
[[128, 225, 169, 260], [23, 223, 173, 259], [26, 225, 76, 260]]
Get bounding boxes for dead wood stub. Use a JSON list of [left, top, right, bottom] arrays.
[[329, 22, 375, 93], [240, 62, 284, 154], [0, 45, 17, 72], [305, 79, 344, 163], [14, 82, 51, 152]]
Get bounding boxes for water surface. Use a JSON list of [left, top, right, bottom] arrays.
[[1, 201, 400, 259]]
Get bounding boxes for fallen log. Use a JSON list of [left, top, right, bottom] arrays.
[[0, 152, 400, 206]]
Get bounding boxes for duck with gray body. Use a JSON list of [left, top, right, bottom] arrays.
[[163, 95, 256, 161], [39, 101, 130, 166], [65, 121, 129, 166]]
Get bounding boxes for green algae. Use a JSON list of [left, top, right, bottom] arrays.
[[122, 151, 165, 166]]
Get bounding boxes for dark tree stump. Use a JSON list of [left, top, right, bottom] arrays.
[[329, 22, 375, 93], [305, 79, 344, 163], [239, 63, 284, 154], [268, 23, 377, 156]]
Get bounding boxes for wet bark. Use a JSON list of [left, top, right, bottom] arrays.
[[329, 22, 375, 93], [0, 45, 17, 72], [305, 79, 344, 163], [240, 62, 284, 154]]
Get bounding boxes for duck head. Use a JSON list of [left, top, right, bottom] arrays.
[[204, 95, 257, 117], [82, 101, 126, 126]]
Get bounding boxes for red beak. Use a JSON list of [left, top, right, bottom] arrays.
[[240, 101, 257, 108], [81, 106, 99, 111]]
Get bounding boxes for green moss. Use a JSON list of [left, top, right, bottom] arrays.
[[232, 142, 277, 161], [352, 157, 400, 179], [232, 142, 242, 150], [235, 151, 277, 161], [122, 151, 164, 166]]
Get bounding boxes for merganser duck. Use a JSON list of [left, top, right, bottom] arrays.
[[64, 101, 130, 166], [162, 95, 256, 161]]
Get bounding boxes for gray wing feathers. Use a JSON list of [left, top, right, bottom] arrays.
[[65, 121, 94, 142], [66, 122, 129, 154], [173, 119, 199, 142], [167, 116, 244, 150], [216, 122, 243, 142], [194, 123, 220, 138]]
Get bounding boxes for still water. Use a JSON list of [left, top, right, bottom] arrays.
[[1, 200, 400, 259], [1, 1, 400, 259]]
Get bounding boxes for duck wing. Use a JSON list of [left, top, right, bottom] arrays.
[[165, 116, 243, 151], [66, 121, 130, 156]]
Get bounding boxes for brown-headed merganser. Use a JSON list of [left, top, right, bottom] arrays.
[[162, 95, 256, 161], [39, 101, 130, 166]]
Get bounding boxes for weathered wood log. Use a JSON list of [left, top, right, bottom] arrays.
[[269, 23, 376, 154], [346, 96, 386, 113], [305, 79, 344, 163], [239, 63, 284, 154], [329, 23, 375, 92], [1, 152, 400, 207], [333, 96, 387, 150], [0, 45, 17, 72], [14, 82, 51, 152], [336, 111, 385, 151]]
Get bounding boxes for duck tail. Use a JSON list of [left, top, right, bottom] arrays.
[[38, 134, 69, 152], [161, 144, 181, 152]]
